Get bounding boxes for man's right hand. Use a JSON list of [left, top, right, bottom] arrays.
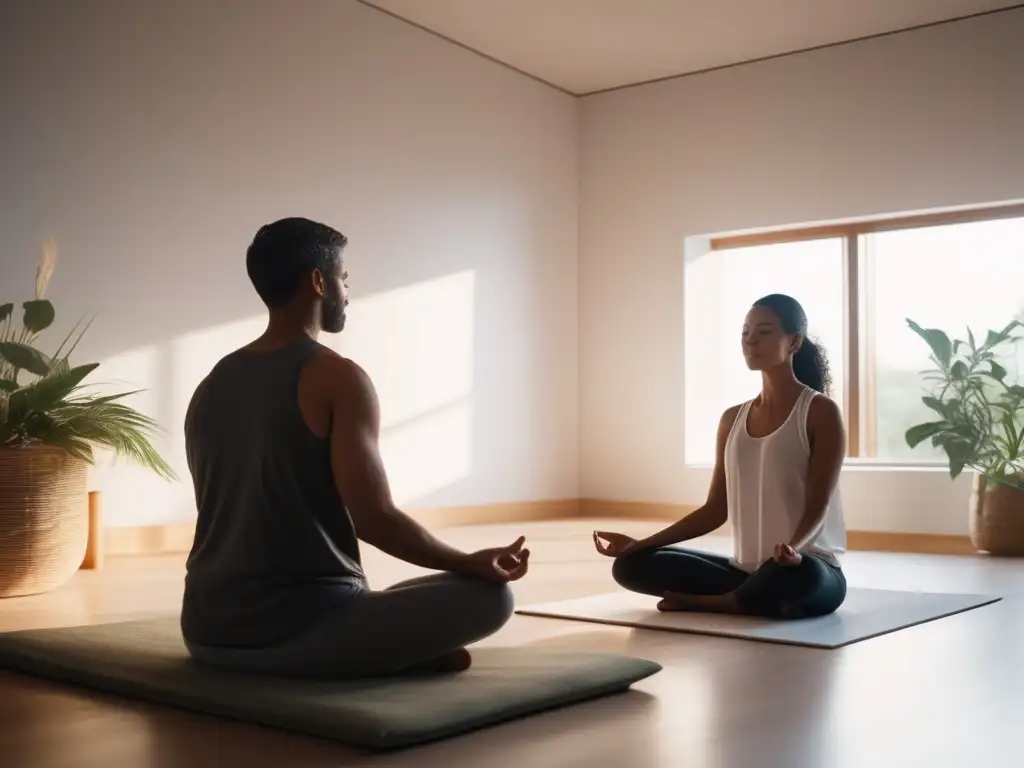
[[456, 536, 531, 582], [593, 530, 641, 558]]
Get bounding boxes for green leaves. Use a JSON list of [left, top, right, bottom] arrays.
[[904, 316, 1024, 485], [906, 421, 947, 448], [906, 319, 952, 369], [49, 315, 93, 373], [2, 269, 175, 481], [982, 320, 1020, 351], [987, 360, 1007, 381], [43, 396, 177, 481], [1000, 413, 1020, 461], [0, 342, 51, 376], [921, 396, 957, 420], [2, 370, 178, 481], [19, 411, 95, 464], [21, 299, 55, 333], [7, 363, 100, 422], [942, 440, 973, 480]]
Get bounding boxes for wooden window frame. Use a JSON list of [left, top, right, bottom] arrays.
[[708, 202, 1024, 458]]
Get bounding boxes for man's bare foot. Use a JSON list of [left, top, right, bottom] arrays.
[[406, 648, 473, 675]]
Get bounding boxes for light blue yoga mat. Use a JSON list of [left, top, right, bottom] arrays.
[[517, 588, 1002, 648], [0, 616, 662, 750]]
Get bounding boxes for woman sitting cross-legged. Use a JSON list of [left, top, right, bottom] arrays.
[[595, 294, 848, 620]]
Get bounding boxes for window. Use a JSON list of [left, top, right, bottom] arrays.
[[684, 204, 1024, 465], [866, 217, 1024, 461]]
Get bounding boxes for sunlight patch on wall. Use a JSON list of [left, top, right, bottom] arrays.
[[87, 344, 161, 415], [380, 399, 473, 507], [155, 270, 478, 516], [331, 270, 476, 429], [85, 344, 179, 526], [89, 271, 478, 525], [93, 314, 270, 527], [333, 270, 477, 506]]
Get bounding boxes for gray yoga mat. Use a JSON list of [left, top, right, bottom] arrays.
[[517, 588, 1001, 648], [0, 616, 661, 750]]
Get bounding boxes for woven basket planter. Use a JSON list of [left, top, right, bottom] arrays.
[[0, 444, 89, 598], [970, 472, 1024, 557]]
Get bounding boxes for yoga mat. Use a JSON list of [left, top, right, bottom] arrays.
[[517, 588, 1001, 649], [0, 617, 661, 750]]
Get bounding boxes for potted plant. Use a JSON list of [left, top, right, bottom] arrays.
[[0, 241, 175, 597], [905, 318, 1024, 555]]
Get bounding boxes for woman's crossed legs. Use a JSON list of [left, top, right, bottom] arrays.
[[611, 546, 846, 619]]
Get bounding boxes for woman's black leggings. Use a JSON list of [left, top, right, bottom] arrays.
[[611, 546, 847, 619]]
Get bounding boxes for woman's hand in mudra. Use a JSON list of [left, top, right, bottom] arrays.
[[593, 531, 640, 558], [773, 543, 802, 566]]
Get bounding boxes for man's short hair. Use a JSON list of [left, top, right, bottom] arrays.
[[246, 217, 347, 308]]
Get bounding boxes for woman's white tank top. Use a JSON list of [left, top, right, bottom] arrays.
[[724, 386, 846, 572]]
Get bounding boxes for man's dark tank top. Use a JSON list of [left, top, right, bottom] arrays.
[[181, 339, 366, 648]]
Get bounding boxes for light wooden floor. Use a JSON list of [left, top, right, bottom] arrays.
[[2, 519, 1024, 768]]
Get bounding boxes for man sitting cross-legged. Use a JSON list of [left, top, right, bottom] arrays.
[[181, 217, 529, 678]]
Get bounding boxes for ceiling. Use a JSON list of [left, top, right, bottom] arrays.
[[361, 0, 1021, 95]]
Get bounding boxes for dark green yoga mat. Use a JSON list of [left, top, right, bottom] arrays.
[[0, 617, 661, 750]]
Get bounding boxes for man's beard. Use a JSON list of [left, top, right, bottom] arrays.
[[321, 287, 346, 334]]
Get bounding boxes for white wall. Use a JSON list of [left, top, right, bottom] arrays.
[[0, 0, 579, 526], [579, 10, 1024, 534]]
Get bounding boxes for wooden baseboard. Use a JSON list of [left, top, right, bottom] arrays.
[[577, 500, 975, 555], [846, 530, 975, 556], [415, 498, 580, 528], [106, 522, 200, 557], [578, 499, 697, 520], [100, 496, 975, 557], [103, 499, 581, 556]]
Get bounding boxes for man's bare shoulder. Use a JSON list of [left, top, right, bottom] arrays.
[[309, 346, 364, 377], [307, 348, 376, 400]]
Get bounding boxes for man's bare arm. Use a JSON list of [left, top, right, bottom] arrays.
[[325, 355, 471, 571]]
